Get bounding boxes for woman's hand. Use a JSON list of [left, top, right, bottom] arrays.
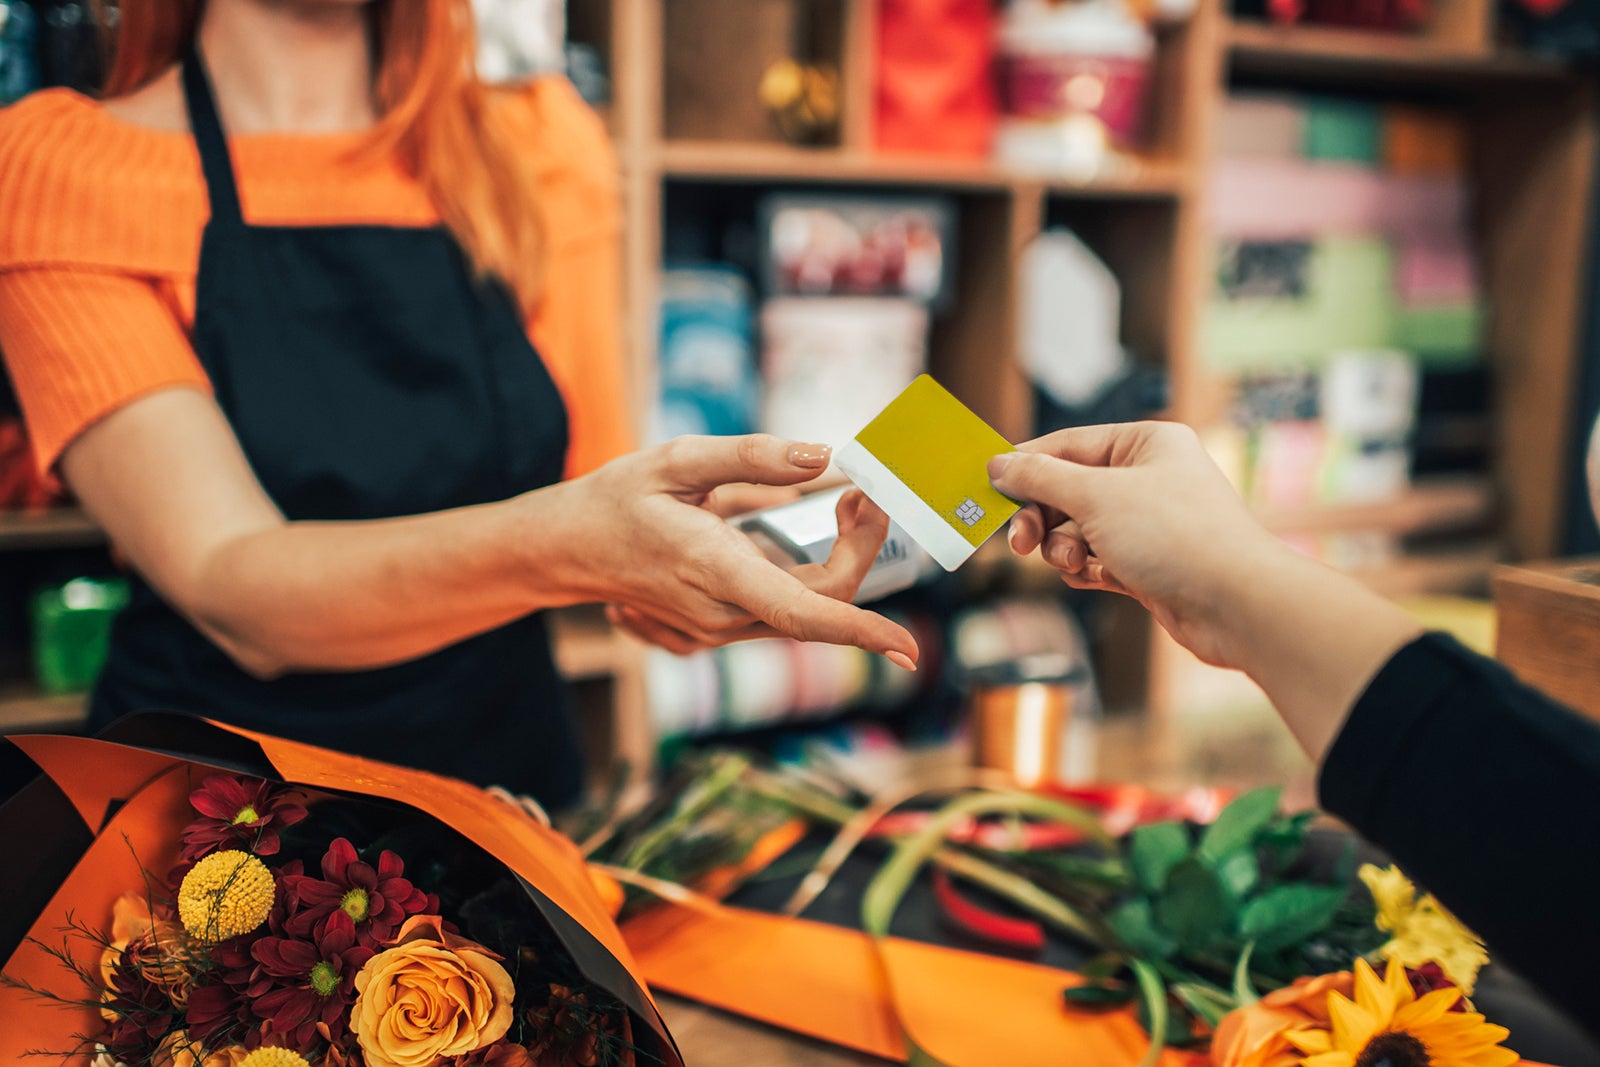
[[990, 422, 1283, 669], [546, 435, 918, 668], [989, 422, 1419, 761]]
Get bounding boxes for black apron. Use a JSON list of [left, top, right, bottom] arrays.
[[90, 50, 584, 807]]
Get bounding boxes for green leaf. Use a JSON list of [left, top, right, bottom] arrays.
[[1109, 899, 1176, 960], [1129, 821, 1190, 894], [1199, 787, 1282, 863], [1240, 884, 1347, 952], [1154, 858, 1233, 954], [1216, 848, 1260, 901], [1130, 960, 1168, 1067], [1063, 980, 1136, 1009], [1171, 982, 1235, 1029], [1232, 941, 1259, 1005], [1258, 810, 1316, 874]]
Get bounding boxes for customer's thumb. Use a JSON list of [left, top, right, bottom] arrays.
[[988, 451, 1097, 514]]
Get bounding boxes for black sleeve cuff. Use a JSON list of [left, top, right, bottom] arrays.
[[1317, 632, 1468, 828]]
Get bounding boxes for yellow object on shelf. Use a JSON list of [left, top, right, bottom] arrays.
[[1393, 595, 1495, 656]]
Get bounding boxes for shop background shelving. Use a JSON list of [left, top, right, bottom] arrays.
[[2, 0, 1592, 792]]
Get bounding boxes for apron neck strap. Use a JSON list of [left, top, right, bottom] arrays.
[[180, 46, 244, 227]]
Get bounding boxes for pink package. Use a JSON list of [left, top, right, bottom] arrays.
[[1379, 175, 1470, 242], [1396, 237, 1479, 306], [1210, 159, 1387, 239]]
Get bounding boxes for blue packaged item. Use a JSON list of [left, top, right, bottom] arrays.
[[656, 267, 759, 441], [0, 1, 40, 106]]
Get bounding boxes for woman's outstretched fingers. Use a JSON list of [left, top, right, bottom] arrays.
[[659, 434, 833, 495]]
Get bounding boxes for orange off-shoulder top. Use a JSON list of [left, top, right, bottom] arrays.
[[0, 76, 633, 480]]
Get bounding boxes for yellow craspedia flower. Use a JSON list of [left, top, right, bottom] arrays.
[[178, 850, 274, 943], [1359, 864, 1488, 994], [238, 1050, 310, 1067]]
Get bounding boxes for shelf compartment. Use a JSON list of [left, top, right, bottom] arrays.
[[0, 684, 87, 734], [658, 140, 1189, 197]]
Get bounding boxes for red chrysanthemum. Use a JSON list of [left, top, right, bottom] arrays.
[[248, 910, 374, 1053], [181, 775, 308, 863], [1406, 961, 1467, 1011], [282, 838, 434, 948], [102, 948, 178, 1060]]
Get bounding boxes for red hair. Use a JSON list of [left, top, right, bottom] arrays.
[[104, 0, 544, 310]]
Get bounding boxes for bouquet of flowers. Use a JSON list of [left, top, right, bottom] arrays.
[[0, 715, 679, 1067]]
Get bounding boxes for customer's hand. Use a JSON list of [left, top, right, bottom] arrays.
[[988, 421, 1292, 670], [990, 421, 1421, 762], [549, 435, 918, 668]]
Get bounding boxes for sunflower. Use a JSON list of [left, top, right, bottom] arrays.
[[1287, 958, 1517, 1067]]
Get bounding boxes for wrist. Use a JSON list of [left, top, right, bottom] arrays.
[[502, 482, 597, 608]]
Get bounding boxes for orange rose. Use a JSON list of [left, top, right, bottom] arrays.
[[1210, 971, 1354, 1067], [350, 915, 516, 1067]]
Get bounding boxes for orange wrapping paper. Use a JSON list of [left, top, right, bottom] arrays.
[[0, 719, 677, 1065], [623, 897, 1204, 1067]]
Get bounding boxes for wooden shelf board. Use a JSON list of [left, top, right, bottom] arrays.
[[0, 685, 87, 734], [0, 508, 105, 551], [550, 605, 631, 681], [1350, 543, 1500, 598], [1226, 20, 1576, 84], [657, 140, 1189, 197], [1256, 477, 1493, 536]]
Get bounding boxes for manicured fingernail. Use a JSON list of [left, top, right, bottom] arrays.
[[987, 453, 1016, 481], [788, 443, 831, 468], [1009, 521, 1026, 553], [886, 650, 917, 672]]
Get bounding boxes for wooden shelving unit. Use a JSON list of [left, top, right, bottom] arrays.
[[582, 0, 1595, 738], [0, 508, 106, 551]]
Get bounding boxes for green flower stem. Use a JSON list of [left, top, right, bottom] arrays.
[[621, 753, 752, 872], [1131, 959, 1168, 1067], [747, 772, 1114, 950], [862, 792, 1112, 942]]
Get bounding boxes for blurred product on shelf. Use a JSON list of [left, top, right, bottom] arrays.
[[1320, 349, 1419, 503], [1500, 0, 1600, 55], [1018, 229, 1128, 409], [30, 577, 128, 695], [1229, 0, 1430, 31], [760, 296, 928, 452], [758, 57, 840, 144], [655, 267, 760, 441], [564, 41, 610, 105], [32, 0, 101, 92], [994, 0, 1156, 181], [761, 193, 953, 305], [1219, 351, 1420, 509], [0, 417, 61, 510], [1206, 92, 1484, 374], [0, 0, 39, 105], [645, 615, 939, 744], [951, 597, 1101, 783], [732, 485, 941, 605], [472, 0, 564, 82], [874, 0, 998, 157]]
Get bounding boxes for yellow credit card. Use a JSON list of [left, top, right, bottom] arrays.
[[834, 375, 1019, 572]]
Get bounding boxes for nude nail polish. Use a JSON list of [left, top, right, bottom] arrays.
[[886, 650, 917, 672], [788, 443, 831, 468]]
